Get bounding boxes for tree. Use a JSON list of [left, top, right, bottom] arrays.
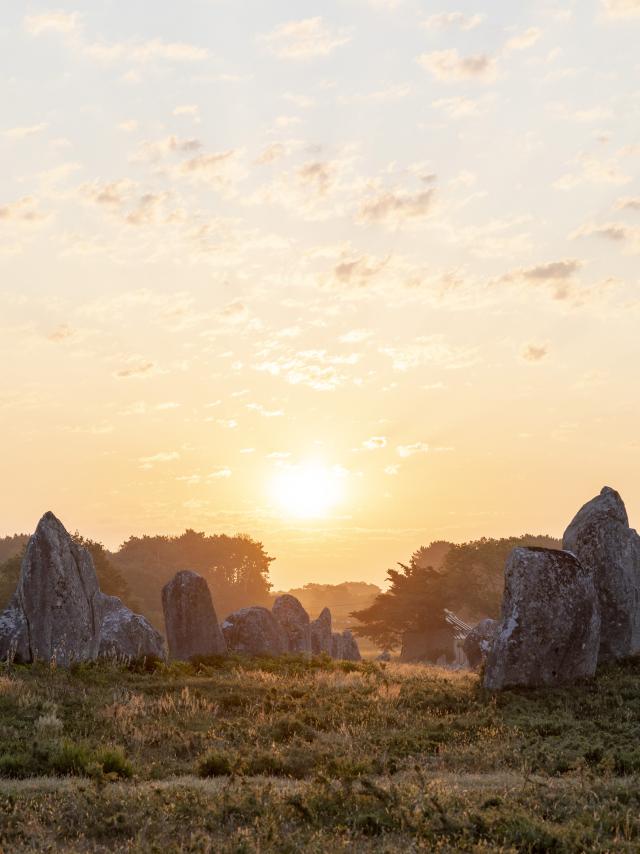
[[0, 534, 28, 565], [71, 533, 134, 606], [351, 534, 561, 649], [112, 530, 274, 630]]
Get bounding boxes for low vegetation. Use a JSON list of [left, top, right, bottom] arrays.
[[2, 655, 640, 850]]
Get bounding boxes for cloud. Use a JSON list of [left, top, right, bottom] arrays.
[[397, 442, 429, 457], [209, 468, 232, 478], [432, 95, 494, 118], [423, 12, 484, 31], [332, 253, 390, 287], [0, 197, 48, 224], [522, 343, 549, 362], [246, 403, 284, 417], [260, 17, 351, 60], [554, 153, 631, 189], [384, 464, 400, 475], [25, 14, 208, 65], [83, 39, 208, 64], [24, 11, 80, 35], [173, 104, 200, 122], [256, 349, 360, 391], [418, 50, 497, 82], [381, 336, 478, 371], [362, 436, 387, 450], [357, 183, 436, 226], [571, 221, 640, 251], [601, 0, 640, 17], [3, 123, 48, 140], [340, 329, 373, 343], [47, 324, 74, 342], [139, 451, 180, 469], [504, 27, 542, 52], [521, 259, 583, 281], [115, 358, 156, 378], [616, 197, 640, 211]]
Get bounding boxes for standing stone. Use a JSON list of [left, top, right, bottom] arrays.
[[98, 594, 165, 661], [222, 606, 287, 656], [310, 607, 333, 655], [341, 629, 362, 661], [162, 570, 227, 660], [0, 512, 103, 666], [463, 618, 498, 669], [331, 631, 343, 659], [272, 594, 312, 654], [563, 486, 640, 663], [484, 547, 600, 691]]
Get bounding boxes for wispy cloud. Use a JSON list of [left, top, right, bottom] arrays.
[[601, 0, 640, 18], [418, 50, 498, 82], [422, 12, 484, 32], [397, 442, 429, 457], [3, 123, 48, 140], [260, 17, 351, 60]]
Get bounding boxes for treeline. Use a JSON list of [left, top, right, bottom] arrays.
[[351, 534, 561, 649], [0, 529, 273, 632]]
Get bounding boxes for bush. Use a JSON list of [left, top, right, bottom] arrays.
[[199, 750, 235, 777]]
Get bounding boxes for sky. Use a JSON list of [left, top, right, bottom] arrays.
[[1, 0, 640, 590]]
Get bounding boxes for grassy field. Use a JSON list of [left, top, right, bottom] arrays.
[[2, 655, 640, 852]]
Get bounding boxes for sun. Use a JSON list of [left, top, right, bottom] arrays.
[[270, 461, 346, 520]]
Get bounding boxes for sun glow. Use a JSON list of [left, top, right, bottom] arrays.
[[270, 461, 346, 519]]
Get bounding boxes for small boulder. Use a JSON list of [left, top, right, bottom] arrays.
[[563, 486, 640, 662], [98, 594, 165, 661], [484, 547, 600, 691], [0, 512, 103, 665], [162, 570, 227, 660], [272, 594, 312, 654], [341, 629, 361, 661], [463, 618, 498, 669], [310, 607, 332, 655], [222, 606, 287, 656]]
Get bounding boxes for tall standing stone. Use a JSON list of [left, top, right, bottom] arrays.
[[563, 486, 640, 663], [0, 512, 104, 665], [222, 606, 287, 656], [162, 570, 227, 660], [272, 594, 312, 654], [484, 547, 600, 691], [310, 607, 333, 655]]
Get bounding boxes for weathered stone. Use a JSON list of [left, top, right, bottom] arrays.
[[0, 512, 104, 665], [484, 547, 600, 691], [98, 594, 165, 661], [162, 570, 227, 660], [272, 594, 312, 654], [463, 618, 498, 669], [331, 631, 343, 659], [563, 486, 640, 663], [341, 629, 361, 661], [0, 598, 29, 663], [310, 607, 332, 655], [222, 606, 287, 656]]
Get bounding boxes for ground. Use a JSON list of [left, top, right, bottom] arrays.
[[2, 655, 640, 852]]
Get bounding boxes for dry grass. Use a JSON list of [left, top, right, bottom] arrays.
[[2, 654, 640, 850]]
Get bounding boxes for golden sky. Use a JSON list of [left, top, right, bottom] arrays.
[[1, 1, 640, 589]]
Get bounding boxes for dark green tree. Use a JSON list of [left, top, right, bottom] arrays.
[[351, 534, 561, 649]]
